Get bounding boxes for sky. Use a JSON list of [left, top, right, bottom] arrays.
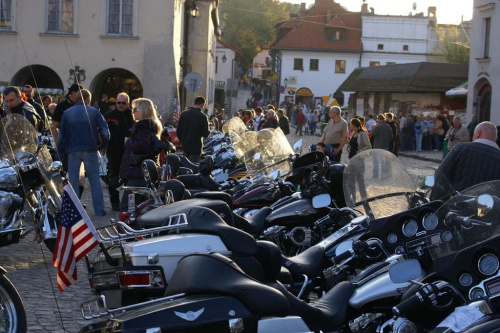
[[281, 0, 473, 25]]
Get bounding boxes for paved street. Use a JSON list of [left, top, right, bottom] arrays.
[[1, 89, 442, 331]]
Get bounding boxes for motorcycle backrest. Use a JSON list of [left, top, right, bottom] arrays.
[[389, 259, 422, 283]]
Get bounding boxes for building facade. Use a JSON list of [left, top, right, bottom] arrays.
[[0, 0, 220, 117], [467, 0, 498, 124]]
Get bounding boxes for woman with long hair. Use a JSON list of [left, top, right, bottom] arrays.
[[347, 118, 371, 159], [119, 98, 162, 211]]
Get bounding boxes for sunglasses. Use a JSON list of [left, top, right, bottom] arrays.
[[133, 107, 140, 113], [116, 101, 127, 105]]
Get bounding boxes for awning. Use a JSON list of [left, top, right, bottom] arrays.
[[445, 81, 468, 98]]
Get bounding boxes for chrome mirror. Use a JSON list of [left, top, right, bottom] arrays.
[[389, 259, 422, 283], [477, 194, 494, 217], [312, 193, 331, 208]]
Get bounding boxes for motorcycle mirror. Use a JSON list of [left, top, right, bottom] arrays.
[[48, 161, 62, 172], [312, 193, 331, 208], [293, 139, 303, 152], [420, 175, 435, 189], [477, 194, 494, 217], [214, 172, 229, 183], [335, 240, 353, 256], [268, 170, 280, 181], [389, 259, 422, 284], [253, 152, 261, 161]]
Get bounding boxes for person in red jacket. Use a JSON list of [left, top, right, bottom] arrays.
[[295, 109, 305, 136]]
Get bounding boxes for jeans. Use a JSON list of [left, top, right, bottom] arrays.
[[433, 134, 441, 150], [415, 132, 423, 151], [68, 151, 106, 215]]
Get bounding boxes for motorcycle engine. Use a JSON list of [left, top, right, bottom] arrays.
[[0, 191, 23, 224], [285, 227, 311, 247]]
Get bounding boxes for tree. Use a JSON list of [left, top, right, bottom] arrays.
[[219, 0, 289, 75], [434, 24, 470, 64]]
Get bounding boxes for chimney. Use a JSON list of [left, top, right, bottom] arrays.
[[428, 6, 436, 18], [300, 3, 306, 17], [361, 3, 369, 14]]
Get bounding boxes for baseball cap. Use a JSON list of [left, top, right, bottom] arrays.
[[66, 83, 84, 97]]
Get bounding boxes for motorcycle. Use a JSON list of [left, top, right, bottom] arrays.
[[378, 180, 500, 332], [0, 114, 63, 252], [0, 266, 27, 332]]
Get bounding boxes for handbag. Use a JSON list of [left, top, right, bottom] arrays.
[[130, 133, 166, 165]]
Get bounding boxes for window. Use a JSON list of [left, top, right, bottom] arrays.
[[484, 17, 491, 58], [107, 0, 133, 35], [369, 61, 380, 67], [309, 59, 319, 71], [335, 60, 345, 73], [47, 0, 74, 33], [326, 27, 344, 42], [0, 0, 11, 29], [293, 58, 303, 70], [403, 44, 409, 51], [377, 44, 384, 50], [386, 62, 396, 65]]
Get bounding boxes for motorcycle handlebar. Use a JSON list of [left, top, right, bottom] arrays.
[[393, 293, 423, 317]]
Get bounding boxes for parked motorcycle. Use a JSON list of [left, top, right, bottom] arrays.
[[0, 114, 63, 252], [0, 266, 27, 332]]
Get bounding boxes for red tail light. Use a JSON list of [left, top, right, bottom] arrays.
[[119, 212, 131, 222], [118, 273, 150, 287]]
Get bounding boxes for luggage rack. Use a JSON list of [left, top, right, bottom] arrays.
[[89, 213, 188, 267], [96, 213, 188, 245], [81, 293, 186, 320]]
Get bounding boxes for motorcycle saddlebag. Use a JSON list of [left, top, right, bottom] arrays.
[[80, 295, 259, 333]]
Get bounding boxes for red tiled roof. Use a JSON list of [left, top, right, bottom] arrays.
[[272, 0, 361, 52], [217, 39, 244, 57]]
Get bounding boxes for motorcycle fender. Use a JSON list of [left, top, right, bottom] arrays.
[[348, 270, 425, 310], [0, 266, 6, 274], [265, 198, 316, 225]]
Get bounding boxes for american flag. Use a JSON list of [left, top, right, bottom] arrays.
[[52, 184, 100, 292]]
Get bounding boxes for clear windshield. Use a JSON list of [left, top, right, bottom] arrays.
[[0, 114, 53, 168], [343, 149, 416, 218], [224, 118, 293, 177], [429, 180, 500, 260]]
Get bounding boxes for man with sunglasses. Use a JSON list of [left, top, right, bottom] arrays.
[[104, 92, 135, 211]]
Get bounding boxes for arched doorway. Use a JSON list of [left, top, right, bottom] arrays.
[[295, 87, 313, 107], [11, 65, 64, 90], [91, 68, 143, 103], [474, 79, 491, 122]]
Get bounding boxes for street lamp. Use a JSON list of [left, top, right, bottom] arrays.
[[187, 0, 200, 18]]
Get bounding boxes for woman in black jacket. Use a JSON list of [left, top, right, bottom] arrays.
[[119, 98, 162, 211]]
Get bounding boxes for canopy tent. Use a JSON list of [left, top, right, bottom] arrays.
[[445, 81, 468, 98]]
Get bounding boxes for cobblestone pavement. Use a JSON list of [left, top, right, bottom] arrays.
[[2, 127, 441, 332]]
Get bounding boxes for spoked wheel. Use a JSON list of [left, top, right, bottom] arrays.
[[0, 274, 27, 333]]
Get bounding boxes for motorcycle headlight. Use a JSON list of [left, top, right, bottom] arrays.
[[0, 167, 20, 187]]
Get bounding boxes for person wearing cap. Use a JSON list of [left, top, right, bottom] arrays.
[[51, 83, 84, 155], [320, 106, 348, 163]]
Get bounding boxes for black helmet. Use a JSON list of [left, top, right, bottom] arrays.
[[199, 155, 214, 176]]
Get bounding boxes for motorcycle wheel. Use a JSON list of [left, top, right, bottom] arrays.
[[0, 274, 27, 333]]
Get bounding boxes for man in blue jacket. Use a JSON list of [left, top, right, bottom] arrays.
[[57, 89, 109, 216], [176, 96, 209, 163]]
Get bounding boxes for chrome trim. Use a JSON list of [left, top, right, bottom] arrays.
[[296, 274, 309, 299], [478, 253, 499, 276], [402, 219, 418, 237], [116, 270, 164, 289]]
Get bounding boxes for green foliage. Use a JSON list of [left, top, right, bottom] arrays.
[[434, 25, 470, 64], [219, 0, 289, 74]]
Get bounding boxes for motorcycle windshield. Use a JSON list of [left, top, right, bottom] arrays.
[[0, 114, 53, 168], [343, 149, 416, 218], [429, 180, 500, 261]]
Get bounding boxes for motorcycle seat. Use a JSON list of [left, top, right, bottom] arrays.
[[233, 207, 272, 236], [166, 252, 291, 317], [179, 155, 199, 173], [193, 191, 233, 209], [137, 197, 234, 227], [274, 279, 354, 331], [140, 206, 257, 255], [281, 245, 327, 277]]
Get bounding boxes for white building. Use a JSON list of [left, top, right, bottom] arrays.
[[467, 0, 499, 124], [0, 0, 220, 117]]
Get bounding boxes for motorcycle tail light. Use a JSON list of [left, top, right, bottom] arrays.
[[119, 212, 131, 222], [117, 270, 164, 289]]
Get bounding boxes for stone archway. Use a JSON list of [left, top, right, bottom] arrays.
[[11, 65, 64, 90], [474, 78, 491, 122], [91, 68, 143, 103]]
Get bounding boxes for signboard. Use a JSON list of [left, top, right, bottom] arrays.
[[184, 72, 203, 92]]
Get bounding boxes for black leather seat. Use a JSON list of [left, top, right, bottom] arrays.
[[140, 206, 257, 255], [281, 245, 328, 277], [137, 198, 234, 226], [166, 253, 291, 317], [232, 207, 271, 235]]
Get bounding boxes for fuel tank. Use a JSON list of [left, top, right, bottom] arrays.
[[265, 198, 324, 227]]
